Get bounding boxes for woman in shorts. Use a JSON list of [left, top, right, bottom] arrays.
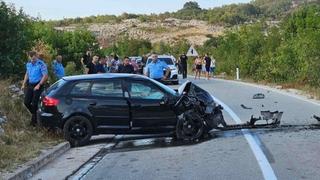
[[194, 56, 202, 79]]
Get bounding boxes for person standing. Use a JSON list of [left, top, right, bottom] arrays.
[[110, 55, 121, 73], [52, 55, 65, 79], [204, 53, 212, 80], [118, 57, 134, 73], [81, 50, 92, 74], [86, 55, 100, 74], [210, 57, 216, 77], [179, 53, 188, 79], [129, 58, 139, 73], [96, 57, 107, 73], [145, 53, 170, 82], [194, 56, 202, 80], [21, 51, 48, 126]]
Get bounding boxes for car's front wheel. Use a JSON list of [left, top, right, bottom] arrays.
[[176, 111, 204, 141], [63, 116, 93, 147]]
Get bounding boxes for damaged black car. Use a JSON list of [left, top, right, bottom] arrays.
[[37, 74, 229, 146]]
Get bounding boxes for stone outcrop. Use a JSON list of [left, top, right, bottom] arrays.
[[55, 18, 224, 47]]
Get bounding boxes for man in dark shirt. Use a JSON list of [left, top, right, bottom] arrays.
[[179, 53, 188, 79], [96, 57, 106, 73], [86, 55, 99, 74], [118, 57, 134, 73], [204, 53, 212, 80], [81, 50, 92, 73]]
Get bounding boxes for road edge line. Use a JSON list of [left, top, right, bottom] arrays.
[[212, 95, 277, 180]]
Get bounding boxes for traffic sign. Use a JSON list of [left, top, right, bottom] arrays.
[[186, 46, 199, 57]]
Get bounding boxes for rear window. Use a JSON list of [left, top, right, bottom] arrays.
[[147, 58, 174, 65], [70, 82, 91, 95], [46, 79, 66, 95]]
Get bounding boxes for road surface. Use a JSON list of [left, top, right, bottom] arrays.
[[33, 77, 320, 180]]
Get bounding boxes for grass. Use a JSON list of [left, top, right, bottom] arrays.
[[0, 80, 63, 172]]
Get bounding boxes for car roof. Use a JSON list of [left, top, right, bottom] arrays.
[[62, 73, 149, 81], [148, 55, 174, 58]]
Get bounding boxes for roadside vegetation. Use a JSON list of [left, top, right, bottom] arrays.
[[0, 80, 62, 171]]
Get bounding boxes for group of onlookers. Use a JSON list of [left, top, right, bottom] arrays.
[[80, 51, 141, 75], [193, 54, 216, 80]]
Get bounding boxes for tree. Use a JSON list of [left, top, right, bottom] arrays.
[[183, 1, 201, 10], [0, 1, 33, 77]]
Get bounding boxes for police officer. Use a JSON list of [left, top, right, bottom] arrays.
[[179, 53, 188, 79], [52, 55, 65, 79], [145, 53, 170, 82], [21, 51, 48, 126]]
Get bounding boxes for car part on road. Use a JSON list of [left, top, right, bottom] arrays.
[[253, 93, 265, 99], [313, 115, 320, 121], [241, 104, 253, 110], [218, 111, 283, 131]]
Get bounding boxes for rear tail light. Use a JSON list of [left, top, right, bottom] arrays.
[[42, 96, 59, 106]]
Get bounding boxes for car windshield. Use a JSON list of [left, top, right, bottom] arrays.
[[149, 78, 178, 96], [147, 58, 174, 65]]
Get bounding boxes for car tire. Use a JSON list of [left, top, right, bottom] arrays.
[[63, 116, 93, 147], [176, 111, 204, 141]]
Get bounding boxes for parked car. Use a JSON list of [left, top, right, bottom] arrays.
[[143, 55, 179, 85], [37, 73, 225, 146]]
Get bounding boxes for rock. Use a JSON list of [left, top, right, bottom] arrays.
[[0, 127, 4, 136], [8, 84, 16, 89], [0, 117, 6, 125]]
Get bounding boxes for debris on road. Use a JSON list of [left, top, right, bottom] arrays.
[[313, 115, 320, 121], [248, 111, 283, 126], [240, 104, 252, 110], [253, 93, 265, 99]]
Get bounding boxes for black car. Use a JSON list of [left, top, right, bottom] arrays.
[[38, 73, 226, 146]]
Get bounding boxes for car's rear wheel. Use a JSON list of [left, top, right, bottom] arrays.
[[176, 111, 204, 141], [63, 116, 93, 147]]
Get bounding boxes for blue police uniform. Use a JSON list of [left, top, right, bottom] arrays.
[[52, 60, 65, 79], [26, 59, 48, 84], [147, 60, 168, 79], [24, 59, 48, 126]]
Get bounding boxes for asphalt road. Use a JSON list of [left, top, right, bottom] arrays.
[[35, 77, 320, 180]]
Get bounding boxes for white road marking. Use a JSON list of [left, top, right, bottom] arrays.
[[212, 95, 277, 180]]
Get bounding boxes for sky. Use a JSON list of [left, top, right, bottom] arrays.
[[3, 0, 251, 20]]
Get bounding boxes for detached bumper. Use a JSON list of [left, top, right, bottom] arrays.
[[37, 110, 62, 128]]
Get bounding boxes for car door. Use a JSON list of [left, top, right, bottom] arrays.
[[126, 80, 177, 129], [89, 79, 130, 129]]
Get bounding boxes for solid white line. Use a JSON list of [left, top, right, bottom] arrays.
[[212, 95, 277, 180]]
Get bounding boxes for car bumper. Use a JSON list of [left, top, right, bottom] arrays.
[[37, 110, 62, 128]]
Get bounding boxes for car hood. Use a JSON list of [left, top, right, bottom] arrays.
[[178, 81, 215, 106]]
